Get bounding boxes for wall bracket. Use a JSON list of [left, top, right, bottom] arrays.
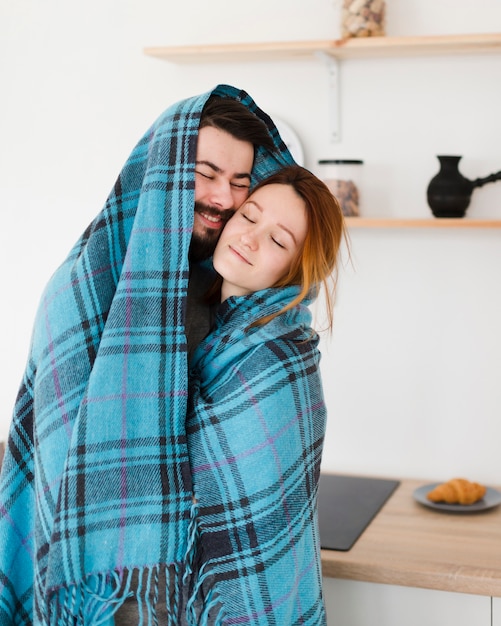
[[315, 52, 340, 143]]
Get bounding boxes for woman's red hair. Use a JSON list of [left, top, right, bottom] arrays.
[[251, 165, 347, 331], [207, 165, 347, 331]]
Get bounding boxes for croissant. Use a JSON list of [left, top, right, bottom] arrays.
[[427, 478, 486, 505]]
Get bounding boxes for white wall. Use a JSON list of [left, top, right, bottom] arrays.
[[1, 0, 501, 485]]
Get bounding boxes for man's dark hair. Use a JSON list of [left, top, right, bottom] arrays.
[[200, 96, 276, 153]]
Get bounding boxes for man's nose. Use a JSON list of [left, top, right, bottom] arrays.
[[209, 181, 234, 210]]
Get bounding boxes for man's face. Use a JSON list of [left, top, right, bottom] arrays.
[[190, 125, 254, 261]]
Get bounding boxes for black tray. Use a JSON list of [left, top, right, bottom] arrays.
[[318, 473, 400, 551]]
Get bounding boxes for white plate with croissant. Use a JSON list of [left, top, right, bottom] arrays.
[[413, 478, 501, 513]]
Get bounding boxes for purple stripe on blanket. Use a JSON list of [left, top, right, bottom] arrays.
[[192, 401, 324, 474], [225, 554, 316, 624], [118, 264, 134, 564], [44, 299, 72, 440]]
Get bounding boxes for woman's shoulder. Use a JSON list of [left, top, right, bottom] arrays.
[[238, 330, 321, 379]]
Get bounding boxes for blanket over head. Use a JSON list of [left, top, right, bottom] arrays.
[[187, 287, 327, 625], [0, 84, 295, 625]]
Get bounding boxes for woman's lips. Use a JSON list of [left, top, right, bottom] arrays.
[[229, 245, 252, 265]]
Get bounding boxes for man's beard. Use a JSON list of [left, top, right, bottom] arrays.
[[189, 202, 234, 262], [189, 230, 219, 262]]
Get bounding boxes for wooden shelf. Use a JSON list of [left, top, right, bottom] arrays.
[[345, 217, 501, 229], [143, 33, 501, 223], [144, 33, 501, 64]]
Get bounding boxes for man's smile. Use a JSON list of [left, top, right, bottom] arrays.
[[198, 211, 225, 229], [194, 203, 234, 232]]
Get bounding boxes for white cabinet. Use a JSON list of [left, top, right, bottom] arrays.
[[323, 579, 491, 626], [493, 597, 501, 626]]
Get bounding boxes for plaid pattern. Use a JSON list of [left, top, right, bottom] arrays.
[[187, 288, 327, 625], [0, 85, 294, 625]]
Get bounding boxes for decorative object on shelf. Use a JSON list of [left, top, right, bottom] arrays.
[[318, 159, 363, 216], [341, 0, 386, 38], [427, 155, 501, 218], [272, 117, 305, 166]]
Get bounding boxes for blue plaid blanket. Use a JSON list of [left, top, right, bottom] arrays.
[[0, 85, 298, 625], [187, 288, 327, 624]]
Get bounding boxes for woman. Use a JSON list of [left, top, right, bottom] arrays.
[[184, 165, 345, 625]]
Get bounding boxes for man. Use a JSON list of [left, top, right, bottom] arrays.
[[185, 94, 275, 359], [0, 84, 294, 625], [116, 92, 281, 625]]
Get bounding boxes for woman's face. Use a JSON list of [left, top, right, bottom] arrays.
[[213, 183, 308, 301]]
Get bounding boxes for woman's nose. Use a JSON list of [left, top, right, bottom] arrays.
[[241, 230, 258, 250]]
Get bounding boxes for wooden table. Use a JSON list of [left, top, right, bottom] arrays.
[[321, 478, 501, 597]]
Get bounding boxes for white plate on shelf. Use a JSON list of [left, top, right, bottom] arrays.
[[273, 117, 304, 166], [413, 483, 501, 513]]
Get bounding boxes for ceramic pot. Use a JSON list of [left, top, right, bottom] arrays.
[[427, 155, 501, 218]]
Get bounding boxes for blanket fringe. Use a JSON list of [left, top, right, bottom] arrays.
[[183, 500, 200, 586], [46, 565, 180, 626], [45, 504, 225, 625], [184, 501, 225, 626], [48, 569, 129, 626]]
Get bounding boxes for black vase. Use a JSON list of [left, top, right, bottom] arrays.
[[426, 156, 473, 218], [427, 155, 501, 218]]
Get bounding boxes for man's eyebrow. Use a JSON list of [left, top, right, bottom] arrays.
[[196, 160, 251, 181], [246, 200, 297, 245]]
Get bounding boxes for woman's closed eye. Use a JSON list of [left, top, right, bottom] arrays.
[[271, 237, 286, 249]]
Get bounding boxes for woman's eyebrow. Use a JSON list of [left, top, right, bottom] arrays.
[[196, 160, 251, 182], [277, 223, 297, 245], [247, 199, 297, 245], [246, 200, 262, 211]]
